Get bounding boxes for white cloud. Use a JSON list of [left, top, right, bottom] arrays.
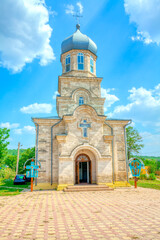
[[108, 84, 160, 127], [0, 122, 19, 129], [53, 91, 60, 99], [20, 103, 52, 114], [101, 88, 119, 112], [65, 2, 83, 15], [130, 121, 135, 127], [77, 2, 83, 14], [154, 83, 160, 95], [65, 4, 75, 15], [12, 125, 35, 135], [0, 0, 55, 73], [24, 125, 35, 134], [14, 129, 23, 135], [139, 131, 160, 156], [124, 0, 160, 45]]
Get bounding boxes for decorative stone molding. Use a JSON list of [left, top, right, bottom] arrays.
[[103, 135, 114, 142], [56, 134, 67, 143]]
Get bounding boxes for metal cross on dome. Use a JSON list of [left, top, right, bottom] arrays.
[[79, 119, 91, 138], [73, 12, 83, 25]]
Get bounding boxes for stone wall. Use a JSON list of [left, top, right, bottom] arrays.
[[33, 109, 129, 186], [37, 125, 51, 183], [57, 76, 105, 117], [106, 121, 128, 182]]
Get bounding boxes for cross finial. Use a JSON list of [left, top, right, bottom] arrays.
[[73, 12, 83, 29]]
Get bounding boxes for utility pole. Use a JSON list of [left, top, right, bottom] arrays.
[[16, 142, 20, 175]]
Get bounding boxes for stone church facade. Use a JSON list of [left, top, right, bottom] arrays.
[[33, 24, 131, 190]]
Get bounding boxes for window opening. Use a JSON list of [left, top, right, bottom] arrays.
[[79, 97, 84, 105], [90, 56, 94, 73], [77, 53, 84, 70], [66, 55, 70, 72]]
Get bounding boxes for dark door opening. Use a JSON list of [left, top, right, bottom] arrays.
[[79, 162, 88, 183], [75, 154, 92, 184]]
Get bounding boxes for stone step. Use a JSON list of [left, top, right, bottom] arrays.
[[64, 188, 113, 192], [63, 184, 114, 192], [67, 184, 108, 187], [66, 185, 109, 189]]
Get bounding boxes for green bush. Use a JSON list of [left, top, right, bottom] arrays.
[[0, 167, 15, 180], [148, 165, 156, 174], [147, 173, 156, 180], [143, 159, 157, 174], [139, 173, 147, 180]]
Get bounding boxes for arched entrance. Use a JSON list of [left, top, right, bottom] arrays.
[[75, 154, 92, 184]]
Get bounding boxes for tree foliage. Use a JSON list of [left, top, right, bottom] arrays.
[[0, 128, 10, 164], [7, 149, 25, 156], [126, 126, 144, 160], [4, 155, 17, 170], [18, 147, 35, 174]]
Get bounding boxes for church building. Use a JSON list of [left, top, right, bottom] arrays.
[[32, 24, 131, 190]]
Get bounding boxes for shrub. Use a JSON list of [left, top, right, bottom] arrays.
[[139, 174, 147, 180], [147, 173, 156, 180], [0, 167, 15, 180], [148, 165, 156, 174]]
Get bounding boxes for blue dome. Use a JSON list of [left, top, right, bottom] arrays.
[[61, 25, 97, 56]]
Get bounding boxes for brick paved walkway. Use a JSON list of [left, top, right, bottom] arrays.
[[0, 187, 160, 240]]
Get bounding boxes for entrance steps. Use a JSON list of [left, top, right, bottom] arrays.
[[63, 184, 114, 192]]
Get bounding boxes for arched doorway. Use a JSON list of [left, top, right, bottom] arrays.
[[75, 154, 92, 184]]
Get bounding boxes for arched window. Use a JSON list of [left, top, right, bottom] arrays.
[[77, 53, 84, 70], [66, 55, 70, 72], [90, 56, 94, 73], [79, 97, 84, 105]]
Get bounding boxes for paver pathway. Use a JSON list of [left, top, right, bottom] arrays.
[[0, 187, 160, 240]]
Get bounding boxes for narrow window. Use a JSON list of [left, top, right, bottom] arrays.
[[77, 53, 84, 70], [90, 56, 94, 73], [66, 55, 70, 72], [79, 97, 84, 105]]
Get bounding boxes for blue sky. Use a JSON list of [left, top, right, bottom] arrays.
[[0, 0, 160, 156]]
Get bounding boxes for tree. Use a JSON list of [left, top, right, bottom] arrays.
[[0, 128, 10, 164], [18, 147, 35, 173], [126, 126, 144, 160], [4, 155, 17, 170], [157, 160, 160, 171]]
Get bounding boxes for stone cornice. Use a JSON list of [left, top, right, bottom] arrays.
[[56, 96, 105, 103], [103, 135, 114, 142], [56, 134, 67, 143], [63, 115, 76, 123], [58, 75, 103, 81], [32, 118, 61, 126], [105, 120, 131, 126]]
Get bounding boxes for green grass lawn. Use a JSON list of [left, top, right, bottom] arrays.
[[0, 179, 30, 196], [129, 179, 160, 190]]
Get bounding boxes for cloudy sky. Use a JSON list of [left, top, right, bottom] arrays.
[[0, 0, 160, 156]]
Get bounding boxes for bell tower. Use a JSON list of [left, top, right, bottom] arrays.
[[56, 25, 105, 118], [60, 24, 97, 77]]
